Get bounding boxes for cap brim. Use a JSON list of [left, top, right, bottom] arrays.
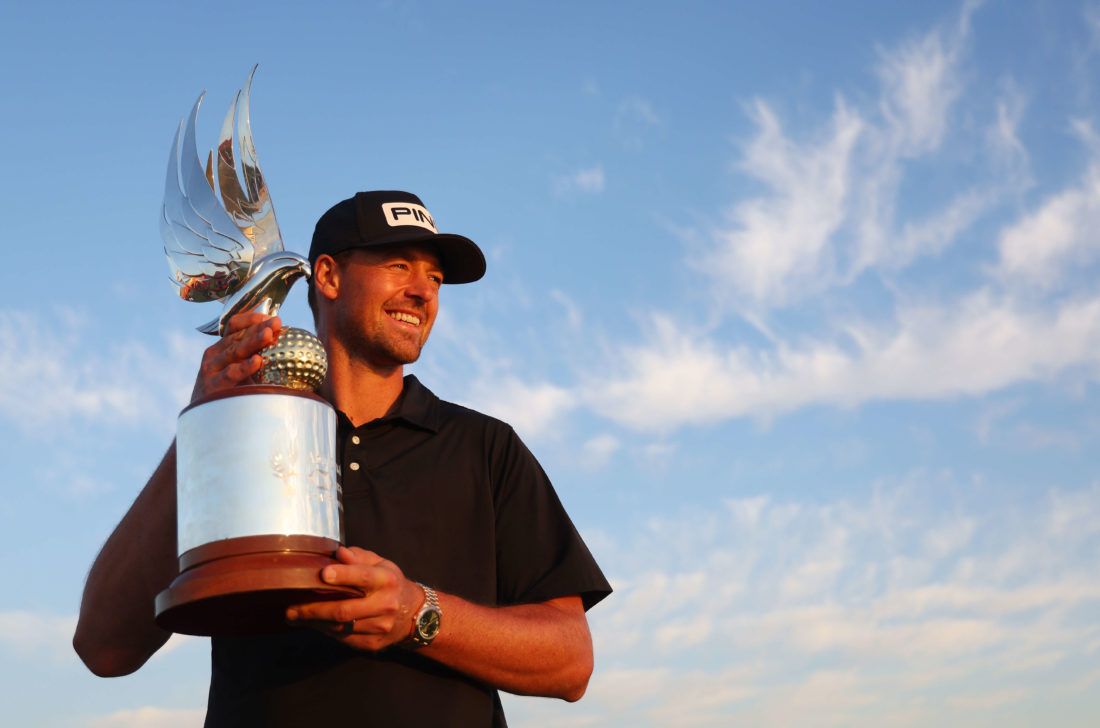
[[429, 233, 486, 284]]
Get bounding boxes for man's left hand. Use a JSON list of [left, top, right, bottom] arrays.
[[286, 546, 424, 652]]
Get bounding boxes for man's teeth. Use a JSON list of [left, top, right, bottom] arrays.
[[389, 312, 420, 326]]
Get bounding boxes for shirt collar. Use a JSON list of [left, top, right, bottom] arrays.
[[335, 374, 442, 434]]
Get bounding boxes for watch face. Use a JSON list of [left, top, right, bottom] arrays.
[[418, 609, 441, 640]]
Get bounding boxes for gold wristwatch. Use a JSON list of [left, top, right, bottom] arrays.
[[409, 583, 442, 648]]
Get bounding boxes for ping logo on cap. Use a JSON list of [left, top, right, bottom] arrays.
[[382, 202, 438, 233]]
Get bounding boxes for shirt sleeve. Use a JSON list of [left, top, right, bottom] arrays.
[[487, 424, 612, 611]]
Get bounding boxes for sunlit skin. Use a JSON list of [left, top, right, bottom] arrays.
[[317, 246, 443, 375]]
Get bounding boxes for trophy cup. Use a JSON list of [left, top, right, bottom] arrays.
[[154, 68, 358, 635]]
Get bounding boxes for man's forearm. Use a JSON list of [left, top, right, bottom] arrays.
[[73, 443, 179, 677], [422, 593, 593, 701], [286, 547, 597, 700]]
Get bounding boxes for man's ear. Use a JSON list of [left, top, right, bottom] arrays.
[[313, 254, 340, 302]]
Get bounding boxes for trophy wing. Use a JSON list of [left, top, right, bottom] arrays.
[[162, 93, 254, 303], [214, 66, 283, 263], [161, 67, 285, 305]]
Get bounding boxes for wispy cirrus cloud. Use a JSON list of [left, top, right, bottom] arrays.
[[580, 290, 1100, 431], [995, 126, 1100, 290], [706, 98, 863, 309], [464, 374, 577, 440], [699, 1, 996, 313], [0, 611, 76, 664], [505, 477, 1100, 726], [554, 165, 606, 196], [615, 95, 661, 149], [579, 433, 621, 469], [874, 0, 974, 157], [0, 309, 197, 432], [0, 613, 196, 671], [85, 707, 206, 728]]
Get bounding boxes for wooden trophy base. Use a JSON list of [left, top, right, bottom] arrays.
[[154, 534, 361, 636]]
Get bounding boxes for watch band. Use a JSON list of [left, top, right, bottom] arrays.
[[409, 582, 442, 648], [419, 583, 440, 612]]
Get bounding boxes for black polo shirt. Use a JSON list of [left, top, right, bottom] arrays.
[[205, 375, 611, 727]]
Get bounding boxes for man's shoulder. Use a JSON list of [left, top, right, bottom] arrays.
[[435, 394, 505, 426], [406, 375, 515, 435]]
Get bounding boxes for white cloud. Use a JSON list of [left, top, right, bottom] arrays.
[[0, 611, 76, 664], [987, 79, 1030, 180], [742, 669, 875, 728], [923, 517, 977, 559], [550, 289, 583, 330], [464, 375, 577, 440], [615, 96, 661, 148], [1084, 3, 1100, 56], [698, 2, 1001, 313], [875, 14, 964, 156], [0, 612, 197, 671], [579, 433, 620, 469], [618, 96, 660, 127], [972, 397, 1024, 444], [947, 687, 1027, 710], [705, 98, 862, 309], [995, 156, 1100, 290], [582, 291, 1100, 432], [555, 165, 606, 196], [151, 632, 202, 659], [85, 707, 205, 728], [889, 188, 991, 265], [0, 309, 197, 432], [1008, 421, 1083, 451]]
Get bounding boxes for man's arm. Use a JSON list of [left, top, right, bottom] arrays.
[[425, 594, 592, 701], [286, 546, 595, 701], [72, 445, 178, 676], [73, 314, 281, 676]]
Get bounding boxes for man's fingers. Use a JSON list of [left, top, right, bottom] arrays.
[[333, 546, 384, 566], [320, 562, 398, 591], [287, 564, 401, 621], [218, 354, 264, 384], [191, 316, 282, 401], [293, 614, 392, 636], [209, 318, 280, 370], [223, 312, 280, 336], [284, 553, 419, 651], [287, 590, 396, 626]]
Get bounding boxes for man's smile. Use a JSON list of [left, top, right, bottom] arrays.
[[387, 310, 422, 327]]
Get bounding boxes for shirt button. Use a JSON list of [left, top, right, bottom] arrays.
[[351, 435, 360, 445], [349, 462, 360, 471]]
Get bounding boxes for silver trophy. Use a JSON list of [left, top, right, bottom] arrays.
[[155, 67, 357, 636]]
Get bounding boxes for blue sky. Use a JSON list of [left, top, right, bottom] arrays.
[[2, 0, 1099, 725]]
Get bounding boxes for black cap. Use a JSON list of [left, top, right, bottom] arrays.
[[308, 191, 486, 284]]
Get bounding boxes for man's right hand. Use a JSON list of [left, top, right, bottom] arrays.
[[191, 313, 282, 402]]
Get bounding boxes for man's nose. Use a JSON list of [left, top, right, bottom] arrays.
[[405, 268, 438, 301]]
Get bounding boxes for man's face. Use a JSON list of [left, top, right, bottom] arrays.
[[328, 244, 443, 369]]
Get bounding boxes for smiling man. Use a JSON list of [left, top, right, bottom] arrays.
[[74, 191, 611, 727]]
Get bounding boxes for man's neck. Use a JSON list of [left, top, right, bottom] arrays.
[[319, 343, 407, 427]]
